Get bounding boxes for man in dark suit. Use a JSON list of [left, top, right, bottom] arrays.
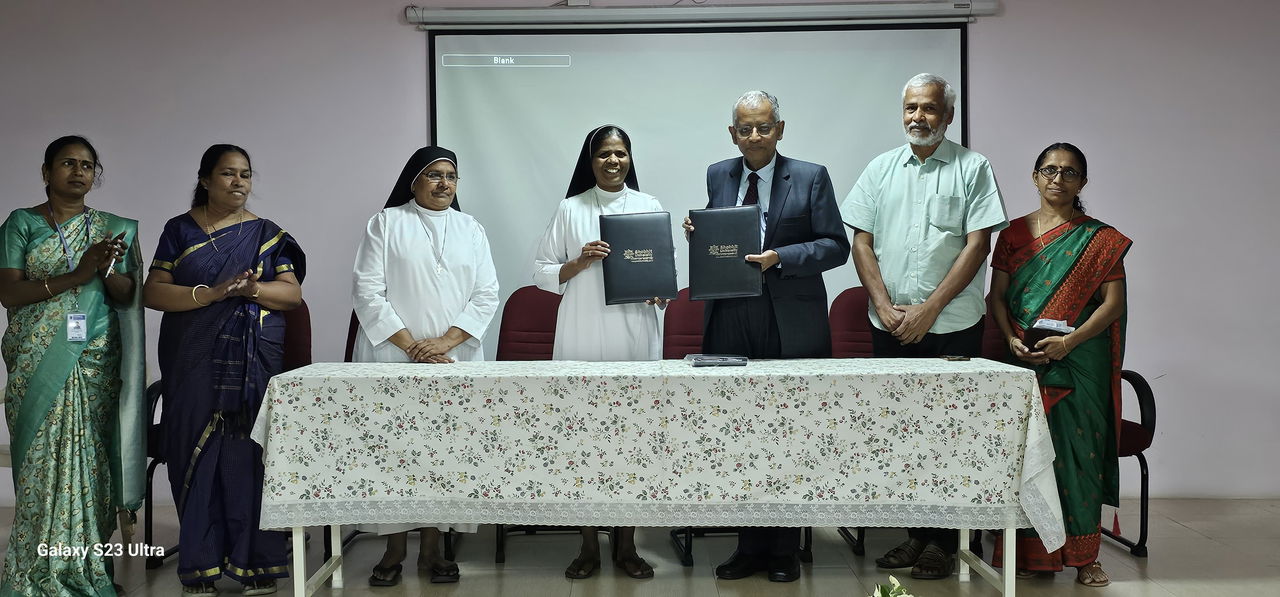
[[682, 90, 849, 582]]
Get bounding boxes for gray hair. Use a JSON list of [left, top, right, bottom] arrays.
[[902, 73, 956, 112], [732, 90, 781, 123]]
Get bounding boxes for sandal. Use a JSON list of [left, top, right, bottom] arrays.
[[564, 556, 600, 579], [242, 580, 277, 596], [427, 562, 460, 584], [615, 554, 655, 579], [1015, 569, 1039, 579], [876, 538, 925, 569], [368, 563, 403, 587], [182, 583, 218, 595], [1077, 561, 1110, 587], [910, 544, 954, 580]]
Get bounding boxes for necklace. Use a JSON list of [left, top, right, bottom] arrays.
[[202, 205, 244, 253], [1034, 208, 1077, 250], [415, 208, 449, 275]]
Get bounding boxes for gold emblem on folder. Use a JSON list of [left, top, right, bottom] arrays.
[[708, 244, 739, 259], [623, 248, 654, 263]]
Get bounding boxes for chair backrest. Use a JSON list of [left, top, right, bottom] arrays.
[[496, 285, 562, 361], [979, 311, 1007, 361], [663, 288, 704, 359], [829, 286, 874, 357], [282, 298, 312, 372]]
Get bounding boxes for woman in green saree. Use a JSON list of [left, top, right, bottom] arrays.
[[989, 142, 1131, 587], [0, 136, 146, 596]]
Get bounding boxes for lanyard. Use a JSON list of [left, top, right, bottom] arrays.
[[49, 205, 91, 272]]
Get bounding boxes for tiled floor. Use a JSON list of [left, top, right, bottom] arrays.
[[2, 500, 1279, 596]]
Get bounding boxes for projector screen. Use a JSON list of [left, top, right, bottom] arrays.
[[431, 26, 966, 358]]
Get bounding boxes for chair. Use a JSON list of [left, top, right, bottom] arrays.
[[329, 308, 461, 562], [979, 311, 1007, 361], [662, 289, 707, 566], [661, 288, 814, 566], [495, 285, 562, 361], [828, 287, 875, 556], [145, 299, 313, 569], [1102, 369, 1156, 557], [974, 309, 1155, 559], [962, 312, 1007, 556], [829, 286, 875, 358], [492, 286, 581, 563], [142, 381, 179, 569], [662, 287, 704, 359]]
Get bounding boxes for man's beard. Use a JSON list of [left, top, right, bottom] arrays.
[[905, 123, 947, 147]]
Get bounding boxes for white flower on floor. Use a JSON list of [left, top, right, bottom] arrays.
[[869, 575, 914, 597]]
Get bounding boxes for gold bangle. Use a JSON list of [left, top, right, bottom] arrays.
[[251, 286, 261, 299], [43, 279, 54, 298], [192, 284, 210, 306]]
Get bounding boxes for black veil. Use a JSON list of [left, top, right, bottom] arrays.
[[564, 125, 639, 198], [384, 146, 461, 210]]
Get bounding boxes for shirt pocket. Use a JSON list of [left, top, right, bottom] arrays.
[[927, 194, 964, 235]]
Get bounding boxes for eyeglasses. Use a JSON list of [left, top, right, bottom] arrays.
[[733, 122, 778, 138], [1036, 166, 1082, 183], [424, 172, 460, 184]]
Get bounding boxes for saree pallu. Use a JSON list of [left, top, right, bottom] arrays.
[[151, 215, 304, 585], [1, 208, 145, 597], [992, 216, 1131, 571]]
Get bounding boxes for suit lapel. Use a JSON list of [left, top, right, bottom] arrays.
[[764, 154, 792, 249], [717, 161, 743, 208]]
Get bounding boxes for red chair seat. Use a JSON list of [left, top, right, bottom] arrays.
[[1118, 418, 1153, 457]]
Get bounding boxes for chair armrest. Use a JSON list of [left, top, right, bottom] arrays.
[[1121, 369, 1156, 434]]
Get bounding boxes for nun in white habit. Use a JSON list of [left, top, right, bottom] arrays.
[[533, 125, 667, 362], [532, 125, 667, 580], [351, 146, 498, 586]]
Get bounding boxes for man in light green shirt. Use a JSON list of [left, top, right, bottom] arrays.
[[840, 73, 1008, 580]]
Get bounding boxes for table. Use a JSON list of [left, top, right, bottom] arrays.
[[251, 358, 1063, 595]]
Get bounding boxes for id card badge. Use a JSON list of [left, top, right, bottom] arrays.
[[66, 313, 88, 342]]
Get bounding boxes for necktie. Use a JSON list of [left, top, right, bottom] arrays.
[[743, 171, 760, 206]]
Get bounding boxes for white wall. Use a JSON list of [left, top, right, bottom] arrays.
[[1, 0, 1276, 505]]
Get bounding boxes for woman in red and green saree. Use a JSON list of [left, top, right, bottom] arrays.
[[143, 144, 304, 596], [989, 142, 1131, 588], [1, 135, 146, 596]]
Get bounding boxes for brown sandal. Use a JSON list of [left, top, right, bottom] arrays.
[[875, 538, 925, 569], [910, 544, 954, 580], [615, 554, 654, 579], [1077, 561, 1110, 587]]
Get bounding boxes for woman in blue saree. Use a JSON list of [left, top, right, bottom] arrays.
[[1, 135, 146, 596], [143, 144, 305, 595]]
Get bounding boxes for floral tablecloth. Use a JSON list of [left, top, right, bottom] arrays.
[[251, 358, 1064, 550]]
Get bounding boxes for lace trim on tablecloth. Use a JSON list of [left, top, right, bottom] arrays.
[[261, 501, 1035, 531], [1017, 410, 1067, 550]]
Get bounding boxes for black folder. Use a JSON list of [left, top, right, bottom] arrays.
[[688, 205, 762, 300], [599, 211, 677, 305]]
